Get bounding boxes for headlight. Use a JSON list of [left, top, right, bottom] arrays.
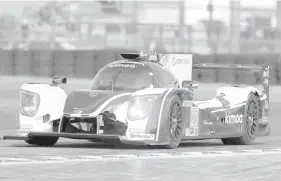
[[127, 95, 157, 121], [19, 90, 40, 117]]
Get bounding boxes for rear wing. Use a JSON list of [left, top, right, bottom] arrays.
[[193, 62, 267, 73], [193, 62, 270, 102]]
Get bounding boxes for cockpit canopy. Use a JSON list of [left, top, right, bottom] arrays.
[[90, 62, 155, 91]]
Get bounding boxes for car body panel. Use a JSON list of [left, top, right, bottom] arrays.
[[3, 53, 271, 147], [17, 84, 67, 137]]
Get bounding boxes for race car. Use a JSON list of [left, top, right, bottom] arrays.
[[3, 52, 271, 149]]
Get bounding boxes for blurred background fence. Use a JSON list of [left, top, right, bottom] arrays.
[[0, 50, 280, 85]]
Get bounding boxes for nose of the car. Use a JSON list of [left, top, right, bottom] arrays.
[[63, 90, 116, 114]]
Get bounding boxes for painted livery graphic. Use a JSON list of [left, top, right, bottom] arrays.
[[3, 52, 271, 149], [222, 113, 244, 124], [216, 93, 230, 108]]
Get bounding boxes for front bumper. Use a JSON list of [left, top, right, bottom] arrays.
[[3, 132, 164, 146]]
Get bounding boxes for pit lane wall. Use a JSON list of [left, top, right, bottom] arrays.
[[0, 50, 280, 85]]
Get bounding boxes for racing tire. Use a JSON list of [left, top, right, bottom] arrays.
[[25, 136, 59, 147], [221, 92, 260, 145], [163, 94, 185, 149]]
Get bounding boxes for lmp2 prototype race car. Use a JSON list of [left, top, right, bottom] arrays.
[[3, 52, 271, 149]]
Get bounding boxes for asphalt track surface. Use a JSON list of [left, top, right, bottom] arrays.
[[0, 76, 281, 181]]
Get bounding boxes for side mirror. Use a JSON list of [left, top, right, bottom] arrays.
[[182, 80, 199, 90], [52, 76, 67, 85]]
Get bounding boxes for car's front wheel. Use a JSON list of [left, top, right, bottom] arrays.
[[25, 136, 59, 146], [163, 94, 185, 149]]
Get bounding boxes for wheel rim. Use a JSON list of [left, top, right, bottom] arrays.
[[246, 100, 259, 139], [169, 101, 183, 142]]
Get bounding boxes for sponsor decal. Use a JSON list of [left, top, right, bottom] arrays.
[[89, 92, 98, 97], [17, 129, 31, 134], [222, 113, 243, 124], [203, 120, 213, 125], [170, 57, 187, 66], [129, 133, 155, 140], [160, 54, 192, 67], [108, 64, 136, 68], [17, 124, 33, 134]]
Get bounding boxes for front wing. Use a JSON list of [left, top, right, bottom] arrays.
[[2, 132, 167, 146]]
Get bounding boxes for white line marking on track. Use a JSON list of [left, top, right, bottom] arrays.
[[1, 148, 281, 165]]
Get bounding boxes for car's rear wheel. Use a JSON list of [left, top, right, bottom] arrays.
[[221, 92, 259, 145], [25, 136, 59, 146], [163, 94, 184, 149]]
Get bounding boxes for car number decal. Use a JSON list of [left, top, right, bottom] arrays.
[[190, 107, 199, 127], [186, 107, 199, 136]]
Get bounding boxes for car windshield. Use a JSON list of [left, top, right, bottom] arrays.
[[90, 67, 154, 91]]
